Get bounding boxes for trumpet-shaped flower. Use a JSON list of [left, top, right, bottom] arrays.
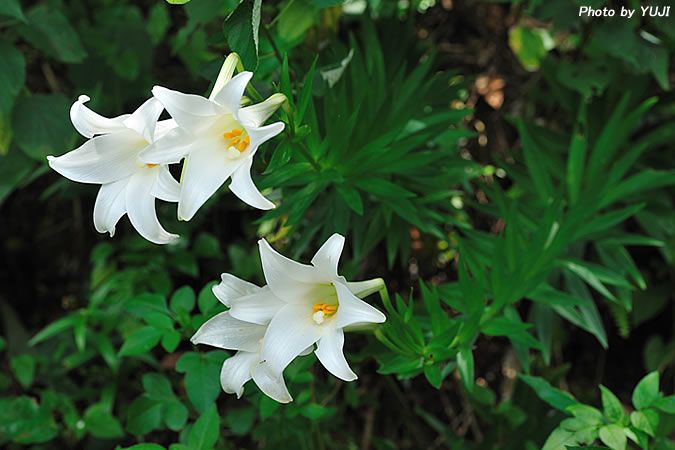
[[140, 55, 286, 221], [231, 234, 387, 382], [47, 96, 181, 244], [191, 274, 291, 402]]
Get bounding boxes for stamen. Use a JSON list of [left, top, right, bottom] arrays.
[[146, 163, 158, 168], [230, 137, 241, 146], [237, 136, 250, 152], [223, 129, 243, 139], [312, 302, 337, 317]]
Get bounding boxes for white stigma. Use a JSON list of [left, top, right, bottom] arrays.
[[225, 147, 241, 159], [312, 311, 325, 325]]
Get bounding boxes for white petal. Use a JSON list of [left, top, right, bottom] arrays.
[[251, 362, 292, 403], [151, 165, 180, 202], [315, 328, 357, 381], [208, 53, 240, 101], [299, 345, 314, 356], [70, 95, 128, 138], [152, 86, 223, 131], [191, 311, 265, 352], [311, 234, 345, 280], [229, 158, 275, 210], [212, 273, 261, 307], [154, 118, 178, 139], [139, 127, 196, 165], [228, 286, 285, 325], [334, 281, 386, 329], [47, 130, 143, 184], [258, 239, 324, 302], [177, 147, 242, 221], [123, 97, 164, 144], [220, 351, 257, 398], [237, 93, 286, 128], [93, 178, 129, 236], [345, 279, 384, 299], [213, 71, 252, 114], [260, 303, 324, 377], [245, 122, 285, 156], [125, 168, 179, 244]]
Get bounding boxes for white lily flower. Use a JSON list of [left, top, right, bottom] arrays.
[[140, 54, 286, 221], [47, 96, 181, 244], [236, 234, 387, 382], [190, 274, 291, 403]]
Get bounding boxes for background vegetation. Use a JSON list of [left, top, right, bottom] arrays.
[[1, 0, 674, 449]]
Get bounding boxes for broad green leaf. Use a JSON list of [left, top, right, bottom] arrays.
[[198, 281, 219, 313], [166, 0, 192, 3], [566, 404, 603, 425], [19, 6, 87, 63], [0, 0, 26, 21], [147, 3, 170, 44], [277, 0, 317, 43], [482, 317, 532, 336], [143, 312, 174, 330], [126, 395, 163, 436], [377, 355, 424, 375], [654, 395, 675, 414], [12, 94, 74, 160], [0, 396, 59, 443], [519, 374, 579, 411], [599, 424, 626, 450], [161, 330, 181, 352], [632, 371, 659, 410], [224, 406, 256, 435], [0, 41, 25, 114], [259, 395, 280, 420], [170, 286, 196, 314], [630, 410, 659, 437], [125, 293, 170, 317], [143, 373, 174, 402], [163, 400, 188, 431], [84, 404, 124, 439], [600, 385, 625, 424], [542, 427, 577, 450], [424, 364, 442, 389], [456, 347, 474, 392], [188, 404, 220, 449], [176, 351, 225, 412], [118, 326, 163, 357], [11, 354, 35, 389], [224, 0, 261, 71], [509, 25, 553, 71]]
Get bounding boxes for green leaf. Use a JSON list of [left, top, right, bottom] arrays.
[[300, 403, 334, 419], [166, 0, 191, 4], [424, 364, 442, 389], [161, 330, 181, 353], [519, 374, 579, 411], [224, 406, 256, 435], [176, 351, 225, 412], [118, 326, 163, 357], [0, 0, 26, 21], [277, 0, 318, 43], [630, 410, 659, 437], [0, 396, 59, 443], [456, 347, 474, 392], [84, 404, 124, 439], [163, 400, 188, 431], [542, 427, 577, 450], [19, 5, 87, 63], [125, 293, 170, 317], [224, 0, 261, 71], [143, 373, 174, 402], [566, 102, 587, 205], [188, 405, 220, 450], [29, 314, 78, 346], [259, 395, 280, 420], [12, 94, 74, 160], [122, 444, 167, 450], [170, 286, 196, 313], [632, 371, 659, 410], [599, 424, 626, 450], [654, 395, 675, 414], [0, 41, 25, 114], [600, 385, 625, 424], [305, 0, 343, 6], [198, 281, 219, 314], [147, 3, 170, 44], [516, 120, 553, 202], [336, 184, 364, 215], [566, 404, 604, 425], [509, 25, 553, 71], [126, 395, 163, 436], [144, 312, 174, 330], [11, 354, 35, 389]]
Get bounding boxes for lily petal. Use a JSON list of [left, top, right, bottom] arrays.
[[229, 158, 275, 210], [47, 130, 142, 184], [151, 165, 181, 202], [260, 303, 324, 377], [191, 312, 265, 352], [238, 93, 286, 128], [258, 239, 324, 302], [125, 168, 179, 244], [139, 126, 196, 165], [334, 281, 386, 329], [245, 122, 285, 156], [177, 147, 243, 221], [70, 95, 128, 138], [212, 273, 261, 307], [311, 233, 345, 280], [213, 71, 253, 114], [152, 86, 223, 131], [228, 286, 285, 325], [251, 362, 292, 403], [208, 53, 240, 101], [220, 351, 258, 398], [123, 97, 164, 144], [315, 328, 357, 381], [93, 178, 129, 237]]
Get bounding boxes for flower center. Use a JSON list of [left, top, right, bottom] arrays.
[[223, 128, 249, 153], [312, 302, 337, 325]]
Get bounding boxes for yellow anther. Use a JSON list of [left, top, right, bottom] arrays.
[[231, 129, 243, 136], [146, 163, 158, 168], [237, 136, 250, 151], [230, 137, 241, 146], [312, 303, 337, 316]]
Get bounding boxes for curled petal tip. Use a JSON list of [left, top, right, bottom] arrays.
[[77, 94, 91, 103]]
